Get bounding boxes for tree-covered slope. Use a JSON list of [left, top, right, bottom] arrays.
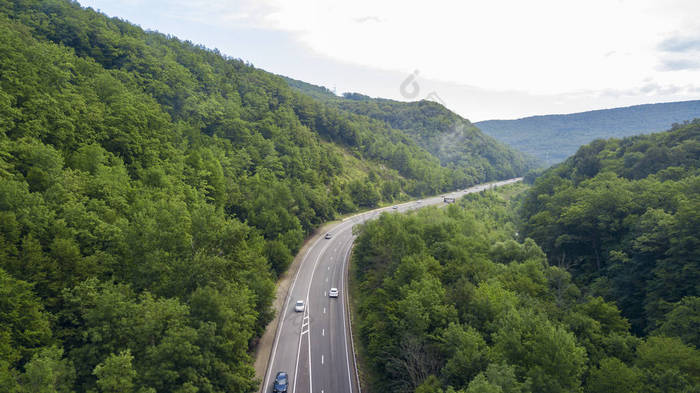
[[282, 75, 339, 102], [283, 78, 539, 181], [521, 120, 700, 335], [0, 1, 529, 391], [477, 100, 700, 165], [352, 186, 699, 393]]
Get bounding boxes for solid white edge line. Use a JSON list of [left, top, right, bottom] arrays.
[[340, 237, 356, 393], [308, 320, 313, 393]]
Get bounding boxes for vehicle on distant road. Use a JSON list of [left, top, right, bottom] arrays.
[[294, 300, 305, 312], [392, 205, 398, 209], [324, 233, 332, 239], [329, 288, 339, 298], [443, 196, 455, 203], [273, 371, 288, 392]]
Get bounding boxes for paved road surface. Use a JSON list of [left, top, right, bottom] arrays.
[[261, 178, 522, 393]]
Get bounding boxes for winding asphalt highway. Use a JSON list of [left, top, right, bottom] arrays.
[[261, 178, 522, 393]]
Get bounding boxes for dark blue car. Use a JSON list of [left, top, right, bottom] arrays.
[[273, 371, 288, 392]]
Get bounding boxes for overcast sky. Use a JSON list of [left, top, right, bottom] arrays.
[[80, 0, 700, 121]]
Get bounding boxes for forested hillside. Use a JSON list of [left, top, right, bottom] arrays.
[[284, 78, 538, 180], [0, 1, 531, 392], [476, 100, 700, 165], [352, 185, 699, 393], [521, 120, 700, 336]]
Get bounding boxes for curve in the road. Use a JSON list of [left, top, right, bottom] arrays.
[[261, 178, 522, 393]]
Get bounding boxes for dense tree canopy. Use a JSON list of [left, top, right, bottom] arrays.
[[352, 185, 700, 393], [521, 120, 700, 334], [284, 77, 539, 183]]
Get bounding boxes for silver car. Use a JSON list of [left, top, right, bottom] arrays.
[[294, 300, 305, 312]]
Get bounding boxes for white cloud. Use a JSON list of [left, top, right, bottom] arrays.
[[80, 0, 700, 119], [224, 0, 700, 95]]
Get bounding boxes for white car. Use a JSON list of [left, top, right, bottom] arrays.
[[329, 288, 339, 298], [324, 233, 332, 239], [294, 300, 305, 312], [392, 205, 398, 209]]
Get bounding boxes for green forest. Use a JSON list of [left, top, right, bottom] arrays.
[[352, 122, 700, 392], [352, 181, 699, 393], [284, 78, 538, 180], [521, 120, 700, 336], [0, 1, 534, 392], [2, 0, 698, 392]]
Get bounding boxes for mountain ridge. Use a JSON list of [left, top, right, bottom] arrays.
[[283, 76, 539, 180], [476, 99, 700, 165]]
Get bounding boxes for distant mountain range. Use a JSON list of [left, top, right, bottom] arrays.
[[476, 100, 700, 166]]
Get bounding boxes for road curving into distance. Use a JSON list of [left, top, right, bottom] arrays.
[[261, 178, 522, 393]]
